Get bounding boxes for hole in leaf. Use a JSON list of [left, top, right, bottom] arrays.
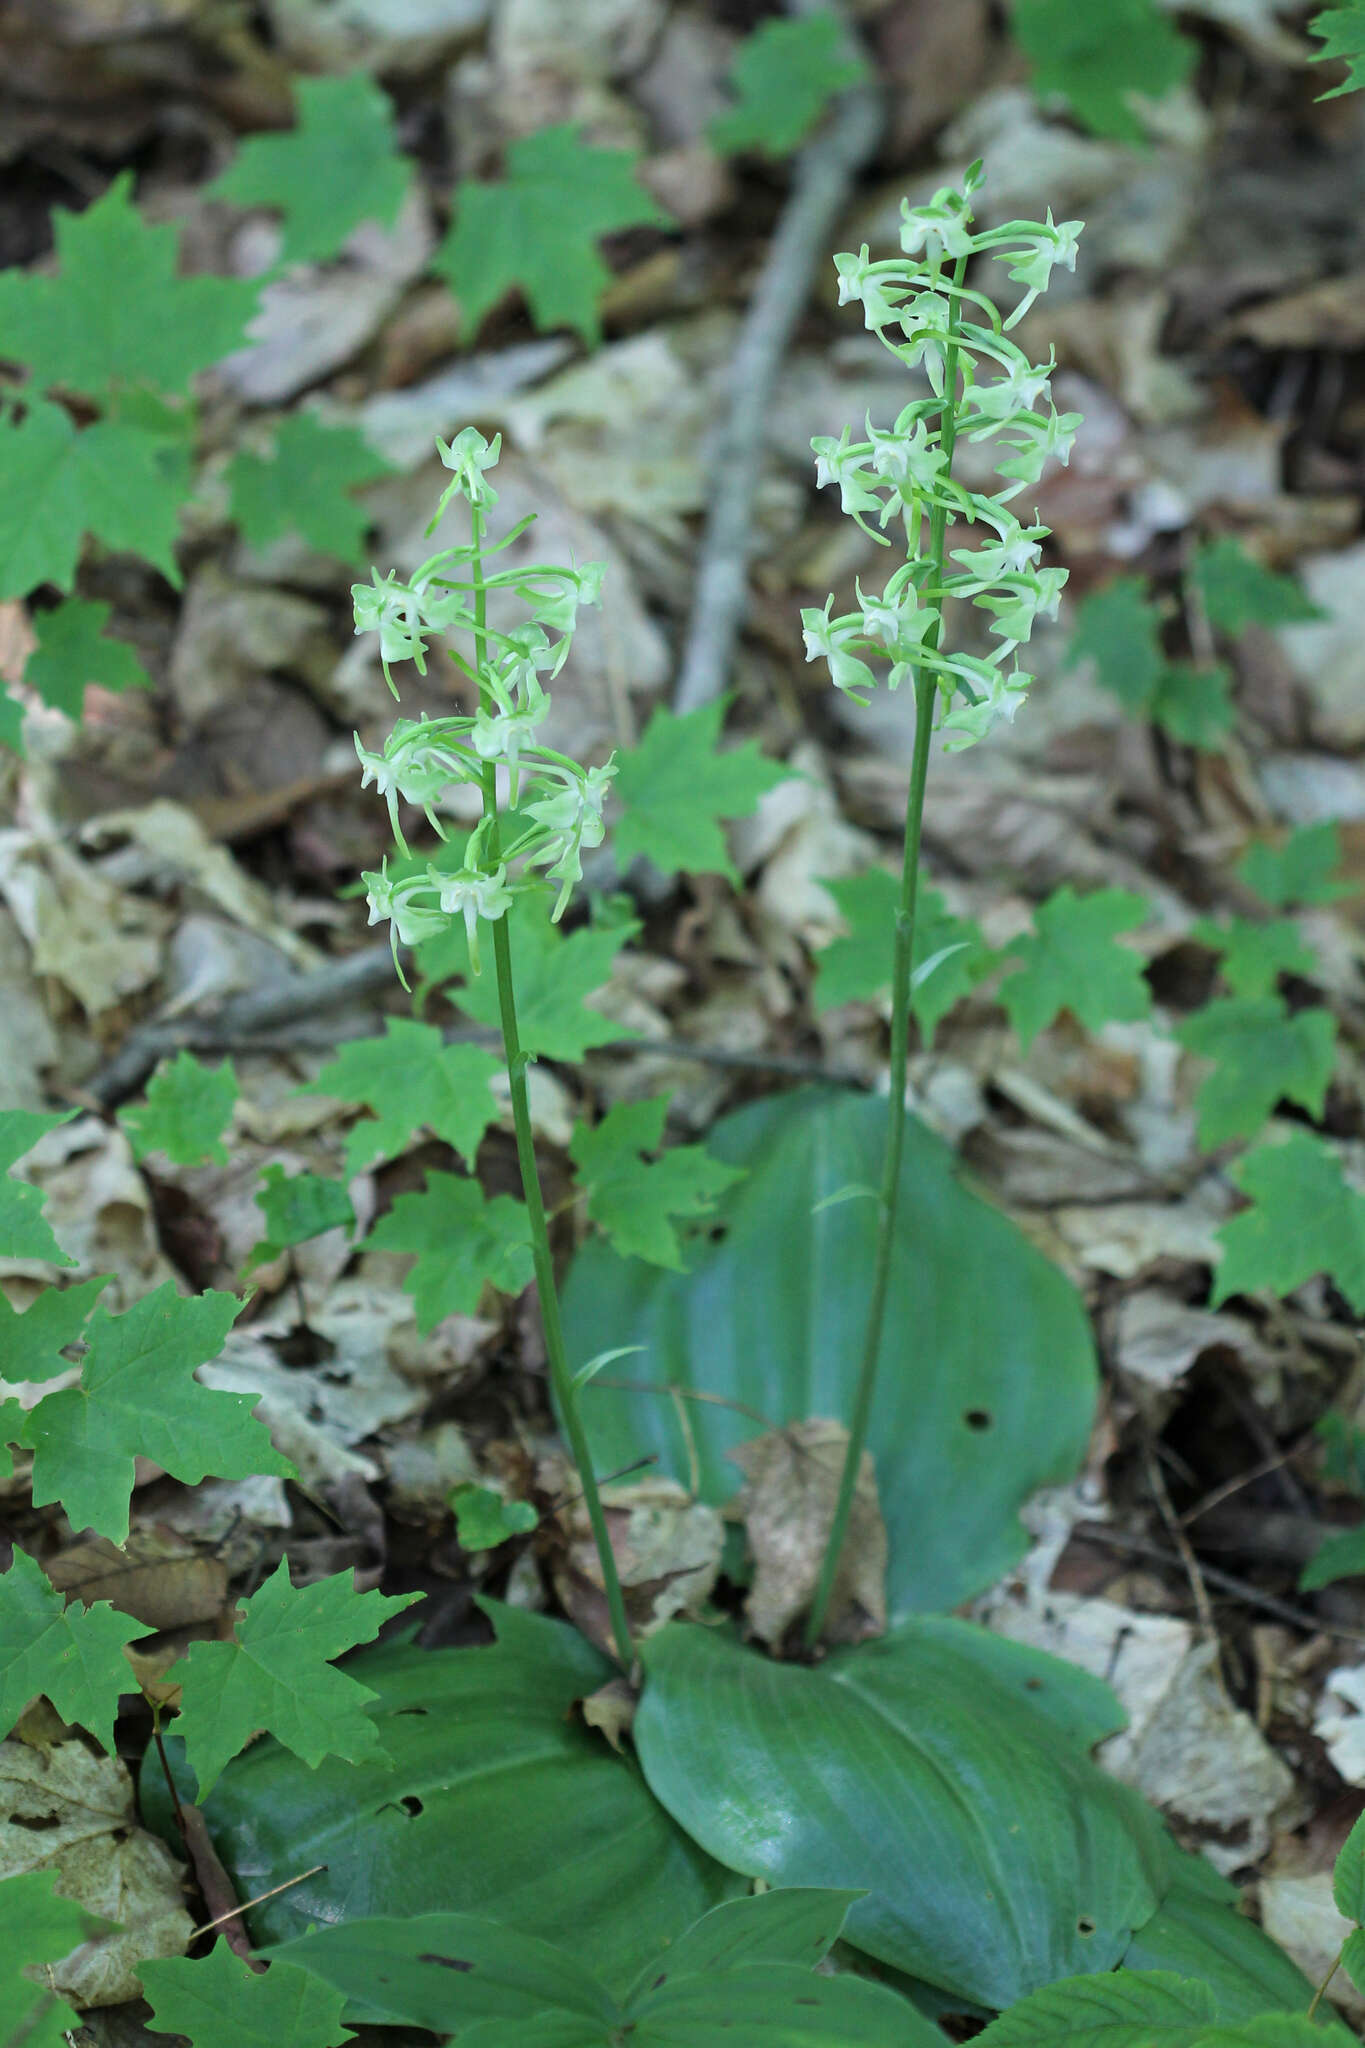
[[393, 1705, 428, 1716], [400, 1795, 423, 1817], [1024, 1676, 1043, 1691], [1077, 1916, 1097, 1937], [964, 1408, 992, 1431]]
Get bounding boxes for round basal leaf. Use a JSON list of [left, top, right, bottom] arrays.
[[561, 1089, 1096, 1617], [141, 1602, 740, 1997], [634, 1621, 1170, 2011]]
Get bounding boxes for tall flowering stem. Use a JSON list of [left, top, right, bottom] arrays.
[[802, 166, 1084, 1646], [353, 430, 633, 1667]]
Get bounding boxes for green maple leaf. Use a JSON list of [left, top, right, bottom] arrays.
[[1190, 536, 1324, 632], [450, 1484, 538, 1551], [169, 1560, 418, 1798], [1213, 1127, 1365, 1312], [0, 1277, 106, 1383], [1064, 576, 1164, 713], [1175, 996, 1336, 1149], [1148, 662, 1234, 751], [206, 73, 412, 269], [144, 1938, 353, 2048], [23, 598, 150, 719], [612, 702, 793, 881], [0, 401, 183, 597], [569, 1098, 746, 1271], [363, 1173, 532, 1333], [427, 897, 637, 1062], [306, 1017, 502, 1174], [0, 1546, 151, 1752], [814, 871, 990, 1045], [21, 1284, 293, 1544], [227, 411, 391, 563], [709, 11, 868, 157], [0, 1110, 75, 1265], [1189, 915, 1318, 999], [999, 887, 1152, 1048], [117, 1051, 238, 1167], [435, 124, 673, 348], [1011, 0, 1195, 140], [1311, 0, 1365, 98], [1302, 1523, 1365, 1592], [1237, 821, 1350, 907], [243, 1167, 355, 1279], [0, 173, 256, 399], [0, 1870, 109, 2048]]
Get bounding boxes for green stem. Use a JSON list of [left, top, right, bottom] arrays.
[[1307, 1939, 1344, 2022], [804, 261, 969, 1650], [468, 510, 634, 1670]]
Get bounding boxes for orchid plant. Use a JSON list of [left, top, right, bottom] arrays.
[[351, 429, 634, 1665], [801, 162, 1084, 1643]]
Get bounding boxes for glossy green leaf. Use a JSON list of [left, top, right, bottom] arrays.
[[1000, 887, 1152, 1048], [1237, 824, 1349, 908], [362, 1172, 532, 1333], [626, 1963, 942, 2046], [1121, 1868, 1320, 2021], [1175, 999, 1335, 1149], [143, 1941, 353, 2048], [635, 1621, 1169, 2010], [710, 11, 868, 156], [23, 597, 150, 718], [813, 872, 990, 1045], [1188, 917, 1318, 1000], [141, 1602, 741, 1996], [568, 1098, 746, 1270], [305, 1017, 502, 1174], [206, 74, 412, 268], [227, 412, 391, 562], [626, 1888, 864, 1987], [0, 1546, 149, 1752], [562, 1089, 1096, 1616], [118, 1050, 238, 1166], [611, 702, 792, 882], [972, 1968, 1216, 2048], [0, 1869, 107, 2048], [0, 1112, 75, 1264]]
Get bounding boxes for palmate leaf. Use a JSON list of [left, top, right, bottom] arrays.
[[143, 1941, 353, 2048], [1011, 0, 1195, 140], [424, 897, 637, 1062], [1175, 998, 1335, 1149], [0, 173, 255, 399], [243, 1166, 356, 1279], [0, 1546, 151, 1753], [814, 871, 991, 1044], [1149, 663, 1234, 751], [999, 886, 1152, 1048], [0, 1277, 106, 1382], [1310, 1, 1365, 98], [568, 1098, 745, 1270], [1065, 577, 1164, 712], [0, 1110, 75, 1265], [1212, 1127, 1365, 1314], [450, 1485, 538, 1551], [1188, 915, 1318, 999], [117, 1051, 238, 1166], [227, 411, 391, 562], [1190, 538, 1323, 633], [435, 124, 674, 347], [709, 11, 869, 157], [21, 1285, 293, 1543], [205, 74, 412, 269], [305, 1017, 501, 1174], [0, 1870, 109, 2048], [170, 1561, 419, 1798], [612, 701, 793, 881], [1236, 822, 1350, 908], [0, 401, 184, 597], [22, 598, 150, 719], [363, 1173, 532, 1333]]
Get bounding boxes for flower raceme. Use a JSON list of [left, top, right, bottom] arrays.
[[804, 163, 1083, 751], [349, 428, 616, 975]]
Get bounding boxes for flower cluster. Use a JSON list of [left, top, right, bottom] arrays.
[[351, 428, 615, 974], [805, 162, 1083, 751]]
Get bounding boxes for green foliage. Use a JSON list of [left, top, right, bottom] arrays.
[[117, 1050, 238, 1166], [0, 173, 254, 399], [999, 886, 1152, 1048], [563, 1090, 1097, 1617], [0, 1546, 151, 1752], [1011, 0, 1195, 140], [0, 1111, 75, 1264], [0, 400, 184, 597], [1121, 1863, 1323, 2019], [1310, 1, 1365, 98], [143, 1940, 354, 2048], [206, 74, 412, 269], [22, 597, 150, 721], [227, 411, 391, 562], [20, 1284, 292, 1544], [0, 1870, 107, 2048], [451, 1485, 539, 1550], [611, 702, 791, 882], [1148, 663, 1235, 751], [170, 1560, 418, 1798], [0, 689, 23, 754], [0, 1277, 106, 1381], [435, 125, 673, 347], [363, 1172, 532, 1332], [1237, 822, 1349, 908], [1188, 916, 1318, 999], [1174, 998, 1335, 1149], [427, 897, 637, 1061], [1213, 1127, 1365, 1313], [243, 1167, 356, 1278], [1190, 538, 1323, 632], [1065, 578, 1163, 712], [1300, 1523, 1365, 1592], [306, 1017, 501, 1174], [709, 12, 868, 157], [972, 1968, 1217, 2048], [568, 1098, 745, 1270], [1336, 1810, 1365, 1923], [814, 871, 991, 1044]]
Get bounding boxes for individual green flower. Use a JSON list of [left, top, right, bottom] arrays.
[[436, 425, 501, 509], [524, 761, 615, 917], [433, 859, 513, 974], [939, 668, 1031, 750]]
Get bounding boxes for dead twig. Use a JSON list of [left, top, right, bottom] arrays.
[[1076, 1522, 1365, 1646]]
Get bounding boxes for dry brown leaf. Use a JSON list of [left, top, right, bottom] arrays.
[[730, 1420, 887, 1648], [46, 1532, 228, 1633], [551, 1475, 723, 1655], [579, 1676, 637, 1752]]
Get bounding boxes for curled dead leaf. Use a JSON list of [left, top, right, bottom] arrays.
[[730, 1419, 887, 1648]]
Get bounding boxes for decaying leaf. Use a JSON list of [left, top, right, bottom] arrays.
[[550, 1472, 723, 1653], [45, 1531, 228, 1633], [730, 1420, 887, 1647], [579, 1675, 637, 1752]]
